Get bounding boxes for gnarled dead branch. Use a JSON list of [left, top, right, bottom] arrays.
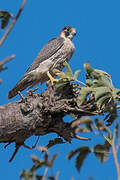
[[0, 83, 97, 161]]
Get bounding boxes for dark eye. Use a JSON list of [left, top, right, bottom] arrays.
[[65, 29, 70, 36]]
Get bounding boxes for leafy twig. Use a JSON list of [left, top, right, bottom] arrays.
[[0, 0, 26, 47]]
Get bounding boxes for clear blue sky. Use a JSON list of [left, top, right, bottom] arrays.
[[0, 0, 120, 179]]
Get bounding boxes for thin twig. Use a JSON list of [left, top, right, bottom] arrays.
[[41, 167, 48, 180], [112, 130, 120, 180], [75, 79, 86, 86], [23, 136, 40, 149], [0, 54, 15, 71], [0, 0, 26, 47]]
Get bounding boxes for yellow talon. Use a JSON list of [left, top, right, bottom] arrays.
[[47, 71, 58, 85], [53, 68, 66, 79], [52, 68, 61, 74]]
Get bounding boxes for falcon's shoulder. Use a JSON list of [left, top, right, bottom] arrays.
[[26, 37, 64, 73]]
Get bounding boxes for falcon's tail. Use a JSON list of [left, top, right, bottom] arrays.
[[8, 75, 33, 99]]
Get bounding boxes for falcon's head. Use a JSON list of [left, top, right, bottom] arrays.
[[60, 26, 76, 40]]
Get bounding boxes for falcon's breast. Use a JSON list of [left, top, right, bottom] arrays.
[[33, 37, 75, 84], [49, 37, 75, 70]]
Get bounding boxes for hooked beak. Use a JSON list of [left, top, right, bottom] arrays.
[[71, 28, 76, 36]]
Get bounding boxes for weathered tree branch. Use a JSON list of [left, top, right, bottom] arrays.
[[0, 83, 97, 161]]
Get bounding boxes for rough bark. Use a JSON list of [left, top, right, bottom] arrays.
[[0, 83, 97, 161]]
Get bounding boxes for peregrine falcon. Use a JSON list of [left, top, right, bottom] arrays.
[[8, 26, 76, 99]]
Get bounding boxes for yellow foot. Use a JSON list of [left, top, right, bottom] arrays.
[[47, 71, 58, 85], [52, 68, 61, 75], [53, 68, 66, 79]]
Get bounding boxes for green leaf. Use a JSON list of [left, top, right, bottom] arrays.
[[0, 10, 12, 29], [94, 87, 111, 102], [55, 62, 74, 89], [84, 62, 100, 79], [55, 78, 70, 89], [78, 126, 91, 132], [68, 146, 91, 172], [86, 79, 93, 87], [92, 78, 109, 88], [67, 146, 90, 160], [94, 69, 109, 76], [93, 144, 110, 163], [77, 87, 92, 106], [93, 71, 112, 88], [84, 62, 94, 76], [73, 117, 93, 132], [75, 146, 91, 172], [46, 138, 65, 149], [104, 105, 118, 126], [67, 147, 83, 160], [96, 94, 111, 109], [95, 119, 105, 131], [113, 88, 120, 100], [63, 61, 73, 78]]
